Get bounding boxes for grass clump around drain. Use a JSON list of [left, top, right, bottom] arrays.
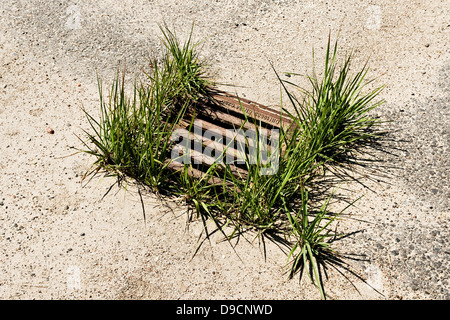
[[80, 26, 385, 299], [81, 24, 211, 192]]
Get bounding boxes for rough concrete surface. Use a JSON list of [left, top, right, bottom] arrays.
[[0, 0, 448, 299]]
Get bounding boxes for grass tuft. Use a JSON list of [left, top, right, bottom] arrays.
[[80, 26, 385, 299]]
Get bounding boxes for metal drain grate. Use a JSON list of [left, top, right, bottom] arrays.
[[167, 89, 296, 185]]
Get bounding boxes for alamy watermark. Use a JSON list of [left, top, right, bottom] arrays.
[[66, 265, 81, 291], [65, 5, 82, 30], [171, 121, 280, 175], [366, 5, 382, 30]]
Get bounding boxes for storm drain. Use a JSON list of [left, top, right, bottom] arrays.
[[167, 89, 296, 186]]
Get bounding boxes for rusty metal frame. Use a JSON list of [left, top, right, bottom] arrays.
[[167, 89, 296, 185]]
